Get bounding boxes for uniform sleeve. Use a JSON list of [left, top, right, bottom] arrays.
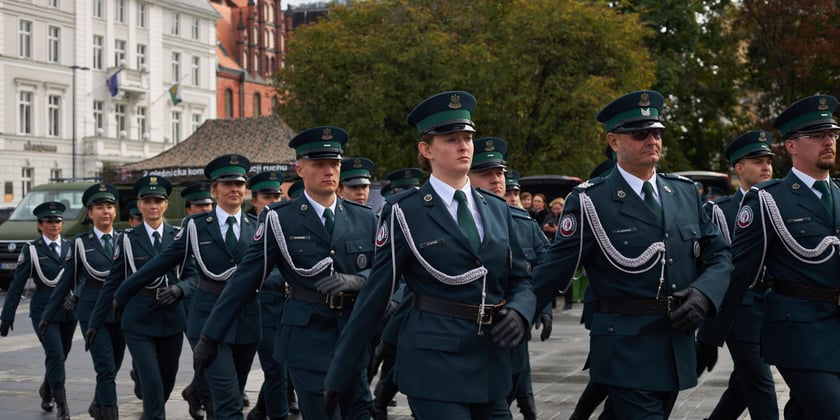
[[502, 207, 536, 323], [42, 240, 78, 322], [174, 257, 199, 297], [682, 190, 733, 310], [201, 210, 280, 342], [1, 246, 33, 321], [91, 234, 126, 329], [115, 225, 191, 305]]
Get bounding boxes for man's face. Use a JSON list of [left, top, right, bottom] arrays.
[[469, 167, 506, 196], [38, 218, 63, 240], [186, 202, 213, 215], [339, 184, 370, 205], [87, 202, 116, 232], [128, 216, 142, 228], [211, 181, 246, 213], [419, 131, 474, 177], [138, 196, 168, 224], [786, 131, 838, 172], [297, 158, 340, 197], [735, 156, 773, 190], [504, 189, 521, 207], [251, 192, 283, 216], [609, 128, 663, 172]]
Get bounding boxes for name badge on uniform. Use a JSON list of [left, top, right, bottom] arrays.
[[693, 241, 700, 258]]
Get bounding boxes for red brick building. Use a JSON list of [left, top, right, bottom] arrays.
[[211, 0, 285, 119]]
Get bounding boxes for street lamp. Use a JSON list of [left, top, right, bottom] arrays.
[[70, 65, 89, 179]]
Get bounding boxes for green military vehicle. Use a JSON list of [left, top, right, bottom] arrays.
[[0, 181, 188, 290]]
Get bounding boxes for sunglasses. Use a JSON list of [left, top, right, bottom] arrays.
[[616, 128, 664, 141]]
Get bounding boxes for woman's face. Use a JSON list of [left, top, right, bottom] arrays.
[[532, 195, 545, 210], [419, 131, 474, 178], [551, 202, 563, 215], [521, 195, 532, 208]]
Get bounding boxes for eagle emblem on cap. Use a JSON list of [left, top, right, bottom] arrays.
[[641, 108, 651, 116], [230, 155, 239, 164], [269, 173, 278, 180], [49, 203, 56, 209], [150, 176, 158, 184], [639, 93, 651, 107], [322, 127, 333, 140], [449, 94, 462, 109], [819, 97, 829, 110], [759, 131, 768, 142], [404, 170, 412, 178], [353, 159, 362, 168], [99, 184, 107, 191], [485, 140, 494, 151]]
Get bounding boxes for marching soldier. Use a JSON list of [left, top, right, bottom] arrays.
[[385, 168, 422, 194], [41, 183, 124, 419], [699, 94, 840, 417], [193, 126, 378, 420], [504, 170, 522, 207], [468, 136, 550, 420], [1, 202, 73, 419], [126, 201, 142, 228], [242, 171, 291, 420], [338, 157, 375, 205], [697, 131, 778, 419], [118, 155, 259, 420], [325, 91, 536, 419], [182, 181, 215, 216], [89, 175, 196, 420], [532, 90, 732, 418], [286, 180, 304, 200]]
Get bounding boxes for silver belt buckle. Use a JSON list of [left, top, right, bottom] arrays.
[[666, 296, 675, 317], [326, 293, 344, 310], [155, 288, 161, 304], [476, 306, 494, 325]]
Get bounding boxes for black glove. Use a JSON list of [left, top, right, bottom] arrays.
[[490, 308, 527, 349], [37, 321, 50, 338], [670, 287, 711, 333], [382, 299, 398, 319], [156, 285, 184, 305], [112, 299, 125, 321], [534, 313, 553, 341], [314, 273, 365, 295], [369, 341, 396, 377], [0, 320, 13, 337], [193, 335, 219, 375], [62, 294, 78, 312], [324, 389, 342, 417], [696, 341, 718, 377], [85, 328, 98, 352]]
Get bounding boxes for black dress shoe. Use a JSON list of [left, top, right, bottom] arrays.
[[130, 368, 143, 400], [89, 399, 104, 420], [182, 383, 205, 420], [38, 379, 54, 412]]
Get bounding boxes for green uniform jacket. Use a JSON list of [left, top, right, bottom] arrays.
[[2, 238, 72, 323], [533, 171, 732, 392], [326, 183, 536, 403]]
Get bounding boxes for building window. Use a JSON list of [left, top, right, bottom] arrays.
[[115, 0, 125, 23], [4, 182, 13, 203], [49, 0, 59, 7], [93, 35, 104, 69], [192, 113, 203, 133], [192, 18, 200, 40], [254, 54, 260, 75], [171, 13, 180, 35], [48, 95, 61, 137], [192, 56, 200, 86], [50, 168, 62, 181], [93, 0, 102, 18], [18, 91, 33, 135], [224, 89, 233, 118], [93, 100, 104, 131], [19, 20, 32, 59], [171, 52, 181, 82], [137, 3, 146, 28], [136, 107, 147, 140], [115, 103, 126, 134], [21, 167, 34, 197], [136, 44, 146, 70], [171, 111, 182, 143], [48, 26, 61, 63], [114, 39, 126, 67], [253, 94, 261, 116]]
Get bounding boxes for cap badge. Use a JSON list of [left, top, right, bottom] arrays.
[[485, 140, 494, 151], [150, 176, 158, 184], [353, 159, 362, 168], [404, 170, 412, 178], [99, 184, 107, 191], [270, 173, 278, 180], [759, 132, 768, 142], [639, 93, 651, 107], [617, 190, 626, 198], [49, 203, 56, 209], [321, 127, 333, 140], [448, 94, 462, 109], [819, 97, 829, 111], [230, 155, 239, 164], [640, 108, 651, 117]]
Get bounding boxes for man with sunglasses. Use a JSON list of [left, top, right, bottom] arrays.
[[532, 90, 732, 418], [699, 94, 840, 417]]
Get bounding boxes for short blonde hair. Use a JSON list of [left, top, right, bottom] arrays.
[[549, 197, 565, 208]]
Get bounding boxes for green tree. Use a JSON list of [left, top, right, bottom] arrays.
[[274, 0, 656, 178]]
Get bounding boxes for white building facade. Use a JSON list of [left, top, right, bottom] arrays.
[[0, 0, 219, 206]]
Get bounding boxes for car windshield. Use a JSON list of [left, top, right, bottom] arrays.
[[8, 190, 85, 221]]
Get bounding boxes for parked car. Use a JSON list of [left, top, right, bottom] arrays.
[[0, 208, 14, 225], [674, 170, 733, 201], [519, 175, 584, 203]]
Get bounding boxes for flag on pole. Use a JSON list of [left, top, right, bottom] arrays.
[[106, 69, 121, 97], [168, 83, 182, 105]]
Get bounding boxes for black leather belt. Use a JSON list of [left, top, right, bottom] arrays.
[[35, 282, 53, 292], [287, 286, 356, 310], [84, 278, 104, 289], [774, 280, 840, 305], [412, 294, 505, 325], [595, 297, 684, 316], [753, 281, 772, 293], [137, 288, 164, 298], [198, 279, 226, 295]]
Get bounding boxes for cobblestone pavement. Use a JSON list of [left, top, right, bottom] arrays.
[[0, 296, 789, 419]]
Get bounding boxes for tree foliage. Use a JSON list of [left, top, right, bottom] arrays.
[[275, 0, 656, 179]]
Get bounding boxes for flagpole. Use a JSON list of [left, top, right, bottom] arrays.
[[151, 72, 192, 106]]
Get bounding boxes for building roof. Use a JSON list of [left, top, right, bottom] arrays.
[[104, 116, 298, 185], [170, 0, 220, 17]]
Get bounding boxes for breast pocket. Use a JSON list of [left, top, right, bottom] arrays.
[[288, 237, 317, 256], [344, 239, 374, 269], [610, 227, 648, 255]]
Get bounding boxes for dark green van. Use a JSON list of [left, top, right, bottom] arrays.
[[0, 181, 187, 290]]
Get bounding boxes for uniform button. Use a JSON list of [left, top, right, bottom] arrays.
[[800, 230, 805, 234], [623, 240, 629, 245], [668, 258, 674, 264], [475, 260, 481, 266], [608, 327, 614, 333], [671, 284, 677, 290], [357, 245, 363, 250], [785, 313, 791, 319], [664, 233, 669, 239], [330, 250, 336, 255]]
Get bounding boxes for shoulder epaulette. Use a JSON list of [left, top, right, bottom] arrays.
[[246, 212, 258, 221], [575, 177, 606, 191], [123, 228, 134, 234], [342, 199, 372, 210], [661, 173, 695, 183], [269, 200, 294, 210], [476, 187, 505, 202], [711, 195, 734, 205], [752, 178, 780, 191], [385, 187, 419, 204], [509, 205, 534, 220]]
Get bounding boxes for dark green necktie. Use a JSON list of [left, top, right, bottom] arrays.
[[102, 234, 113, 257], [323, 208, 335, 237], [49, 242, 59, 259], [225, 216, 237, 252], [152, 231, 161, 254], [642, 181, 663, 225], [454, 190, 481, 252], [814, 180, 834, 214]]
